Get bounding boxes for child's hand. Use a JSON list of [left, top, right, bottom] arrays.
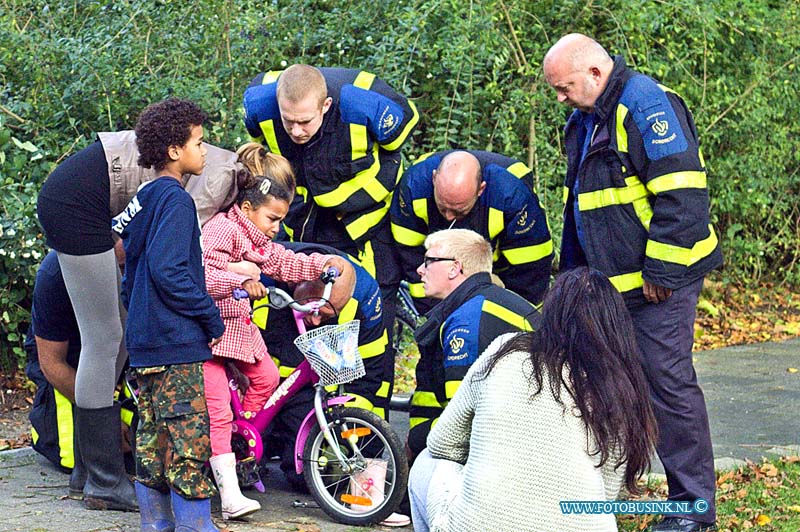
[[228, 260, 261, 281], [209, 337, 222, 348], [242, 279, 267, 299]]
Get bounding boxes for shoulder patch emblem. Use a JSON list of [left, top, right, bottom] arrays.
[[651, 115, 669, 136], [378, 105, 400, 137], [449, 336, 464, 354]]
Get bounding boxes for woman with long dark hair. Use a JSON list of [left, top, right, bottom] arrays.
[[408, 267, 658, 532]]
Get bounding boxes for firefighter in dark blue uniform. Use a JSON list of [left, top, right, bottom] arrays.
[[544, 34, 722, 532], [243, 64, 419, 399], [253, 242, 389, 482], [406, 229, 540, 460], [390, 150, 552, 313]]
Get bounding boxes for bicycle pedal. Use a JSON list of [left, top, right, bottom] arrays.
[[236, 456, 262, 488]]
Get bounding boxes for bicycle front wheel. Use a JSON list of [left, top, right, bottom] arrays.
[[302, 408, 408, 526]]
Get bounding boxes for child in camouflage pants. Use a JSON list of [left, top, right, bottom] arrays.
[[117, 99, 225, 531]]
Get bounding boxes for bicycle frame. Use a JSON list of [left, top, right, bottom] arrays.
[[228, 271, 359, 481]]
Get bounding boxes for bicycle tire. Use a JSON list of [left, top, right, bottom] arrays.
[[302, 408, 409, 526]]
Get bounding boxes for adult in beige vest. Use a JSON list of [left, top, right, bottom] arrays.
[[36, 129, 239, 511]]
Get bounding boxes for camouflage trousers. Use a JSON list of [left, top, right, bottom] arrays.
[[135, 362, 216, 498]]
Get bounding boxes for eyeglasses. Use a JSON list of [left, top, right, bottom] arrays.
[[422, 256, 457, 268]]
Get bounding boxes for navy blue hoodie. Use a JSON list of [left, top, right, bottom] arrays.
[[115, 176, 224, 367]]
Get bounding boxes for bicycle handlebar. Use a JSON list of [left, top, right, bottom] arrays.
[[233, 266, 340, 316]]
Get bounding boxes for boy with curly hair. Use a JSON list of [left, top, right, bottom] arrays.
[[115, 98, 225, 532]]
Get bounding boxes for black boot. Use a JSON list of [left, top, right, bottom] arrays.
[[68, 421, 86, 499], [75, 404, 138, 511]]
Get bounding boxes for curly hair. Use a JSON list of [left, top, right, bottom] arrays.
[[135, 98, 208, 171]]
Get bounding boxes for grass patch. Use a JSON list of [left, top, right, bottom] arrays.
[[618, 457, 800, 531]]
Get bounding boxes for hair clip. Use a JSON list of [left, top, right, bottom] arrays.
[[258, 177, 272, 196]]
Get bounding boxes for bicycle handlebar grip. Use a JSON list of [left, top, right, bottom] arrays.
[[320, 266, 340, 284], [232, 288, 249, 300]]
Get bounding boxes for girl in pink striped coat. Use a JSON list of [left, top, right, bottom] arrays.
[[201, 144, 347, 519]]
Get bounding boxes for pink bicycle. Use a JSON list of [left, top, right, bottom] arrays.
[[228, 269, 408, 526]]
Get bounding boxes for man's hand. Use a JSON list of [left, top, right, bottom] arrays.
[[643, 280, 673, 303], [228, 260, 261, 281], [209, 337, 222, 348], [242, 279, 267, 299]]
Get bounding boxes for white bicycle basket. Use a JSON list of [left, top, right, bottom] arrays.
[[293, 320, 365, 387]]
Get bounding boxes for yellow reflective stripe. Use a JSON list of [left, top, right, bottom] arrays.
[[120, 407, 133, 427], [343, 393, 374, 412], [252, 297, 270, 330], [353, 71, 376, 89], [699, 147, 705, 168], [31, 425, 39, 444], [410, 391, 440, 408], [296, 185, 309, 203], [54, 389, 74, 468], [279, 365, 296, 379], [578, 176, 649, 211], [271, 355, 281, 367], [249, 134, 265, 143], [412, 198, 428, 222], [262, 70, 282, 85], [338, 298, 358, 324], [409, 416, 428, 429], [488, 208, 504, 239], [382, 99, 419, 151], [372, 407, 386, 419], [415, 151, 436, 164], [283, 223, 294, 240], [391, 222, 426, 247], [376, 381, 390, 399], [608, 271, 644, 293], [408, 282, 425, 298], [647, 171, 707, 194], [315, 146, 388, 207], [481, 300, 532, 331], [356, 240, 377, 278], [445, 380, 461, 399], [259, 119, 282, 156], [616, 104, 629, 153], [562, 185, 569, 204], [505, 161, 531, 179], [646, 225, 718, 266], [344, 200, 390, 241], [359, 330, 388, 359], [501, 240, 554, 264]]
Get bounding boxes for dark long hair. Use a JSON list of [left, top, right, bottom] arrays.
[[480, 267, 658, 494]]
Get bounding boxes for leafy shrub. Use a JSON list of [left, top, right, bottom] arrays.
[[0, 0, 797, 368]]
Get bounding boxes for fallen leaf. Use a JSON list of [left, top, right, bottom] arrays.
[[788, 368, 798, 374], [736, 488, 748, 498], [787, 505, 800, 513]]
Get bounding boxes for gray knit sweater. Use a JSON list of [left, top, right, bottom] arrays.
[[425, 334, 623, 532]]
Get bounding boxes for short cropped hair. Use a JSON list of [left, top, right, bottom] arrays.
[[424, 229, 493, 277], [276, 64, 328, 107], [135, 98, 207, 171]]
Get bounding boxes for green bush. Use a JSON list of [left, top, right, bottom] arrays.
[[0, 0, 798, 368]]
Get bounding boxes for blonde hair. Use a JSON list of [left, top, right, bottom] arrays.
[[424, 229, 493, 277], [276, 64, 328, 107], [236, 142, 296, 193]]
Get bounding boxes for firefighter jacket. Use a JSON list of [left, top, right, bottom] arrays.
[[561, 56, 722, 307], [242, 68, 419, 252], [390, 150, 553, 306], [407, 272, 540, 456], [256, 243, 390, 419]]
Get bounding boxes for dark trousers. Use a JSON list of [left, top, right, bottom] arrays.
[[629, 277, 716, 524]]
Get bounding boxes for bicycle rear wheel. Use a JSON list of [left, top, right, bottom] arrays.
[[302, 408, 408, 526]]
